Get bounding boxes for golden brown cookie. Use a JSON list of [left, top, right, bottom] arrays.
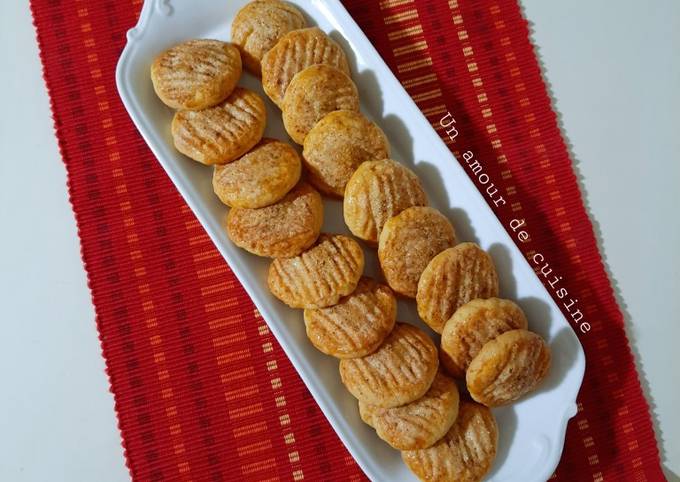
[[416, 243, 499, 334], [282, 65, 360, 145], [344, 159, 428, 243], [213, 138, 301, 208], [302, 110, 390, 197], [151, 39, 242, 110], [339, 323, 438, 408], [378, 207, 456, 298], [358, 372, 459, 450], [440, 298, 528, 379], [226, 182, 323, 258], [231, 0, 306, 76], [267, 234, 364, 308], [466, 329, 551, 407], [304, 277, 396, 359], [402, 400, 498, 482], [171, 87, 266, 165], [261, 27, 351, 107]]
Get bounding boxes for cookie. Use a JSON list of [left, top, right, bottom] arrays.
[[466, 329, 551, 407], [231, 0, 306, 76], [267, 234, 364, 308], [226, 182, 323, 258], [339, 323, 439, 408], [440, 298, 528, 379], [358, 372, 459, 450], [171, 87, 266, 165], [303, 110, 390, 197], [151, 39, 242, 110], [416, 243, 499, 334], [378, 207, 456, 298], [402, 400, 498, 482], [213, 138, 301, 208], [304, 277, 396, 359], [261, 27, 350, 107], [282, 64, 360, 145], [344, 159, 428, 243]]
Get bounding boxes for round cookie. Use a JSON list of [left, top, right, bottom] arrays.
[[416, 243, 499, 334], [466, 329, 551, 407], [304, 277, 396, 359], [358, 372, 460, 450], [213, 138, 301, 208], [440, 298, 528, 379], [226, 182, 323, 258], [339, 323, 439, 408], [268, 234, 364, 309], [231, 0, 306, 76], [378, 207, 456, 298], [282, 65, 360, 145], [344, 159, 428, 243], [262, 27, 351, 108], [302, 110, 390, 197], [402, 400, 498, 482], [151, 39, 241, 110], [171, 87, 266, 165]]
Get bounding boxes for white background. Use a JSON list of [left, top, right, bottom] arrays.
[[0, 1, 677, 481]]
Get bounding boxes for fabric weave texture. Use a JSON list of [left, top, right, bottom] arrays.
[[30, 0, 663, 480]]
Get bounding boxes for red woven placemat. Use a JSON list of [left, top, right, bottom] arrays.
[[31, 0, 663, 480]]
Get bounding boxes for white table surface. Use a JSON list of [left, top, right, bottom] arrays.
[[0, 1, 677, 481]]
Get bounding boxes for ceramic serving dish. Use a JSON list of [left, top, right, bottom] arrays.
[[116, 1, 585, 480]]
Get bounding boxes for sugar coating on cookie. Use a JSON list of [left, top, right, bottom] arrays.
[[303, 110, 390, 197], [282, 64, 360, 145], [344, 159, 428, 243], [231, 0, 306, 76], [402, 400, 498, 482], [466, 329, 551, 407], [339, 323, 439, 408], [304, 277, 396, 359], [267, 234, 364, 309], [416, 242, 499, 334], [440, 298, 528, 379], [262, 27, 350, 107], [378, 206, 456, 298], [226, 182, 323, 258], [151, 39, 242, 110], [171, 87, 266, 165], [213, 138, 301, 208], [359, 371, 459, 450]]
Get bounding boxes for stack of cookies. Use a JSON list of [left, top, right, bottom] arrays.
[[150, 2, 552, 480]]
